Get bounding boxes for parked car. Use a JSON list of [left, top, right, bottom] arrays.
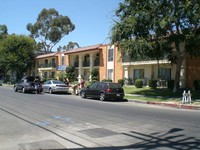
[[14, 76, 43, 93], [80, 82, 124, 101], [42, 80, 69, 94]]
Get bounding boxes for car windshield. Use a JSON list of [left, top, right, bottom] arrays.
[[52, 80, 64, 84]]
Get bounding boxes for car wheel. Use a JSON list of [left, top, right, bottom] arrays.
[[99, 92, 106, 101], [80, 91, 86, 98], [22, 87, 26, 93], [49, 88, 53, 94], [14, 86, 18, 92]]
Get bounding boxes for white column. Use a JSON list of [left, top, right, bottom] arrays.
[[124, 66, 129, 85], [89, 53, 94, 81], [78, 55, 83, 83]]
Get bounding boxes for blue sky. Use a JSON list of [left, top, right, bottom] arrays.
[[0, 0, 122, 51]]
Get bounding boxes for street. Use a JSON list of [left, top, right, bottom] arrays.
[[0, 86, 200, 150]]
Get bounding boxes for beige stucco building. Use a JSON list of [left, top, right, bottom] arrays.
[[31, 43, 200, 88]]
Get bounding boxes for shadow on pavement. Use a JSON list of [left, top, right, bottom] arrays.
[[50, 128, 200, 150]]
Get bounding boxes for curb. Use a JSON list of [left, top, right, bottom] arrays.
[[130, 99, 200, 110]]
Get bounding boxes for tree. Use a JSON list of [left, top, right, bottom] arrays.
[[66, 41, 80, 50], [0, 24, 8, 78], [65, 66, 76, 82], [110, 0, 200, 92], [0, 24, 8, 39], [27, 8, 75, 52], [91, 68, 99, 81], [0, 34, 36, 80]]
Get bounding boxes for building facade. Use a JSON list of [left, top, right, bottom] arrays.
[[32, 43, 200, 88], [64, 44, 123, 83], [31, 52, 64, 80]]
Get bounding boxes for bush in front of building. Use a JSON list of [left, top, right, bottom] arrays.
[[167, 80, 174, 89], [135, 79, 143, 88], [193, 80, 200, 90], [118, 79, 124, 86], [91, 68, 99, 81], [65, 66, 76, 82], [102, 79, 112, 82], [149, 80, 157, 89]]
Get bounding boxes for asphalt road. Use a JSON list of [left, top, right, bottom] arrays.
[[0, 86, 200, 150]]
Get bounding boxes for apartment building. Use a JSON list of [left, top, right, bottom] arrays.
[[32, 52, 64, 80], [32, 44, 123, 83], [63, 44, 123, 83], [32, 43, 199, 88]]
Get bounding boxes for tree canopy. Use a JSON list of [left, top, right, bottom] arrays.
[[57, 41, 80, 51], [27, 8, 75, 52], [0, 34, 36, 80], [0, 24, 8, 39], [110, 0, 200, 92]]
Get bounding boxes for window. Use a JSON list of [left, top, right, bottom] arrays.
[[158, 68, 171, 80], [108, 69, 113, 80], [51, 72, 55, 78], [45, 59, 48, 64], [90, 82, 99, 89], [134, 69, 144, 79], [108, 48, 113, 61], [52, 58, 55, 64]]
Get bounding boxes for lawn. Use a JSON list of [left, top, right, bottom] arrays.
[[123, 86, 200, 105]]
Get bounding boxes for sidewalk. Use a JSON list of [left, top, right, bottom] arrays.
[[126, 94, 200, 110]]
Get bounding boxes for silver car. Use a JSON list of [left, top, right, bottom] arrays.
[[43, 80, 69, 94]]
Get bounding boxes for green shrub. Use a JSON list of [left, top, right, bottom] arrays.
[[193, 80, 200, 90], [92, 76, 98, 81], [149, 80, 157, 89], [135, 79, 143, 88], [91, 68, 99, 81], [167, 80, 174, 89], [102, 79, 112, 82], [118, 79, 124, 86]]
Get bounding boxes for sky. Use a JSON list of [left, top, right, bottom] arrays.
[[0, 0, 122, 51]]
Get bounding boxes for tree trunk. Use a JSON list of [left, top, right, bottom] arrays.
[[173, 57, 183, 92]]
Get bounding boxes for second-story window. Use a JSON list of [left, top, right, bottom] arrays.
[[108, 48, 113, 61], [45, 59, 48, 64]]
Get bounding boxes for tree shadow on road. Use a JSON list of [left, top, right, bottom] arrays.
[[57, 128, 200, 150]]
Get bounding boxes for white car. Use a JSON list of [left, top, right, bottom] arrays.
[[43, 80, 69, 94]]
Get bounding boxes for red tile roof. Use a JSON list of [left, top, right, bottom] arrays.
[[36, 52, 58, 59], [64, 44, 103, 54]]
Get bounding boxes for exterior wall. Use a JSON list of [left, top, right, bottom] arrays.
[[99, 45, 107, 81], [35, 52, 62, 80], [98, 44, 123, 83], [114, 46, 123, 82], [186, 56, 200, 88], [31, 43, 198, 88], [124, 62, 176, 85]]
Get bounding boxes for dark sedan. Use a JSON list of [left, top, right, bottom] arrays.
[[80, 82, 124, 101], [14, 76, 43, 93]]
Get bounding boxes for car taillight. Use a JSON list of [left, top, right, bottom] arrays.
[[106, 88, 112, 93]]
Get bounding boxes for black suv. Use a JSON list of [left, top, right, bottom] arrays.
[[14, 76, 43, 93], [80, 82, 124, 101]]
